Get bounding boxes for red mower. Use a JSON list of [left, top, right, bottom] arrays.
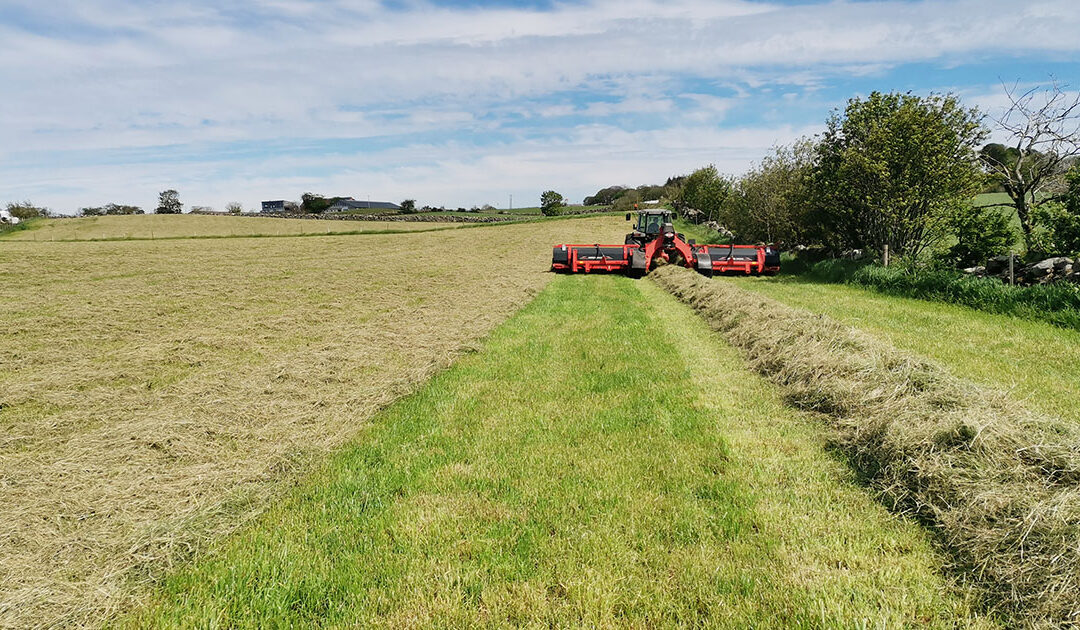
[[552, 209, 780, 277]]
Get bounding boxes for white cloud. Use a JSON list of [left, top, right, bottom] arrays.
[[1, 0, 1078, 212]]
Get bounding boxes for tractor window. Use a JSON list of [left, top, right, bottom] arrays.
[[640, 214, 664, 235]]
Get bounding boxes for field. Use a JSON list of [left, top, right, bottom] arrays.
[[0, 214, 463, 242], [3, 213, 1076, 627], [0, 217, 624, 627]]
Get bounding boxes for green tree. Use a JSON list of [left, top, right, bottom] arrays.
[[80, 203, 143, 216], [540, 190, 565, 216], [226, 202, 243, 214], [811, 91, 986, 260], [5, 201, 48, 219], [1033, 165, 1080, 256], [399, 199, 417, 214], [300, 193, 332, 214], [155, 189, 182, 214], [680, 165, 732, 223], [722, 139, 813, 244]]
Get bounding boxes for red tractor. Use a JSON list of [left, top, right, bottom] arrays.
[[551, 209, 780, 277]]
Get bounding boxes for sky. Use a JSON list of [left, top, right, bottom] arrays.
[[1, 0, 1078, 214]]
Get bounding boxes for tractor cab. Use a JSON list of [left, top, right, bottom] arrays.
[[624, 209, 683, 247], [627, 209, 673, 236]]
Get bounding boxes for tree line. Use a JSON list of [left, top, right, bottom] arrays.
[[580, 82, 1080, 268]]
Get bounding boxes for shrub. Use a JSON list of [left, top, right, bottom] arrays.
[[540, 190, 565, 216], [938, 203, 1017, 268]]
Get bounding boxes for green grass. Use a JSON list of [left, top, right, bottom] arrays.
[[737, 275, 1080, 424], [125, 276, 989, 628]]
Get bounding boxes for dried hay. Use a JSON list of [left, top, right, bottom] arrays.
[[0, 217, 627, 628], [652, 265, 1080, 628]]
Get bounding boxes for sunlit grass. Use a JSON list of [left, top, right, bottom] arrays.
[[738, 276, 1080, 423], [126, 276, 990, 628]]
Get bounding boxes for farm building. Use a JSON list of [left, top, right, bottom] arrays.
[[261, 200, 287, 213], [327, 199, 400, 212], [0, 209, 21, 225]]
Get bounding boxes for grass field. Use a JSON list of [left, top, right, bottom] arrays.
[[6, 212, 1078, 627], [0, 214, 463, 241], [0, 216, 627, 628], [126, 276, 990, 628], [737, 275, 1080, 423]]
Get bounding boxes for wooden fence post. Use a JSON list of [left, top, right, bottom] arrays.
[[883, 244, 889, 268]]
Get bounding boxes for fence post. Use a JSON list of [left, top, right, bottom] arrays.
[[883, 244, 889, 268], [1009, 251, 1015, 286]]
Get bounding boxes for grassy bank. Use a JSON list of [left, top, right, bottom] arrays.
[[738, 274, 1080, 424], [125, 276, 986, 628], [795, 260, 1080, 330], [654, 266, 1080, 626]]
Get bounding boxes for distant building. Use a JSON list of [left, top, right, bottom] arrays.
[[327, 199, 401, 212], [261, 200, 287, 213], [0, 209, 20, 225]]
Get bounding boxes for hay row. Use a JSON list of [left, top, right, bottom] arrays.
[[651, 265, 1080, 628]]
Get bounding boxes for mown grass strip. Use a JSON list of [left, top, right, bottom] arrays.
[[738, 274, 1080, 424], [124, 275, 986, 628], [653, 265, 1080, 627]]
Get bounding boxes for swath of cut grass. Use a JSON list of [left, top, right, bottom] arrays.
[[0, 216, 629, 629], [738, 275, 1080, 424], [652, 265, 1080, 627], [125, 275, 990, 628], [0, 213, 463, 241]]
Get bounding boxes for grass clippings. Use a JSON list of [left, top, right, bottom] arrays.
[[127, 275, 989, 628], [0, 216, 627, 628], [652, 265, 1080, 628]]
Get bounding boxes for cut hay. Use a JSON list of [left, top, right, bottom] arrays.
[[652, 265, 1080, 627], [0, 217, 628, 628]]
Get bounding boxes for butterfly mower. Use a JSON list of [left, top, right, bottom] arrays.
[[551, 209, 780, 277]]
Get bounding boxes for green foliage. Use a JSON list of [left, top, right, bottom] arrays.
[[398, 199, 417, 214], [6, 201, 48, 219], [680, 165, 732, 223], [801, 259, 1080, 330], [226, 202, 243, 214], [810, 91, 986, 259], [1032, 166, 1080, 256], [155, 190, 182, 214], [937, 202, 1017, 268], [83, 203, 144, 216], [583, 186, 627, 206], [611, 189, 642, 213], [540, 190, 565, 216], [300, 193, 332, 214], [722, 139, 813, 244]]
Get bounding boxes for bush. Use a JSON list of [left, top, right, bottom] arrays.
[[938, 203, 1017, 268], [6, 201, 48, 220], [540, 190, 565, 216]]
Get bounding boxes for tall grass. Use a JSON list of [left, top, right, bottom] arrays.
[[800, 259, 1080, 330]]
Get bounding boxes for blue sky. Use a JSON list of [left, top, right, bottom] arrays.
[[1, 0, 1077, 214]]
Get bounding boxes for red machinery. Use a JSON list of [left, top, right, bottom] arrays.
[[552, 209, 780, 277]]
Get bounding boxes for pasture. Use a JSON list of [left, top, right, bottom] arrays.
[[0, 217, 624, 627], [2, 213, 1076, 627], [0, 213, 462, 242]]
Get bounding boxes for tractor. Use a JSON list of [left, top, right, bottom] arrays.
[[551, 208, 780, 277]]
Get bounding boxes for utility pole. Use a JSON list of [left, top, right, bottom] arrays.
[[509, 194, 513, 211]]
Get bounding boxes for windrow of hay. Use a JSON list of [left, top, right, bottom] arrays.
[[0, 216, 627, 629], [651, 265, 1080, 628]]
